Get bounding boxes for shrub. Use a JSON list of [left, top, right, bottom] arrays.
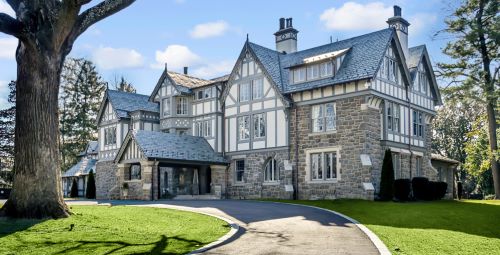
[[428, 181, 447, 200], [394, 179, 411, 201], [412, 177, 429, 200], [70, 179, 79, 198], [379, 149, 395, 201], [86, 170, 96, 199], [457, 181, 463, 200]]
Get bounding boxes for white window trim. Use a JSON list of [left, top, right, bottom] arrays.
[[263, 158, 278, 183], [305, 146, 341, 183]]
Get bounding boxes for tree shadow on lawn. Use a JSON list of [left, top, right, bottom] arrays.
[[316, 200, 500, 240], [33, 235, 205, 255], [0, 217, 45, 239]]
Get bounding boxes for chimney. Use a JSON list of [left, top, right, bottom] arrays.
[[274, 17, 299, 54], [183, 66, 188, 75], [387, 5, 410, 59]]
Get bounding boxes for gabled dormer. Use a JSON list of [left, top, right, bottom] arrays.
[[288, 48, 349, 85]]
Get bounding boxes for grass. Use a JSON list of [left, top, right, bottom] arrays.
[[265, 199, 500, 255], [0, 205, 230, 255]]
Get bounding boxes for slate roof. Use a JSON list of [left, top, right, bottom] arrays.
[[168, 71, 212, 89], [63, 157, 97, 178], [78, 141, 98, 157], [132, 130, 228, 165], [107, 90, 159, 118], [248, 28, 395, 94], [431, 153, 460, 165], [407, 45, 425, 69]]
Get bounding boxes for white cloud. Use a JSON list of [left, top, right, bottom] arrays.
[[92, 47, 144, 70], [0, 1, 15, 17], [408, 13, 438, 36], [320, 2, 392, 31], [151, 44, 201, 69], [0, 37, 17, 59], [192, 60, 234, 79], [190, 20, 230, 39]]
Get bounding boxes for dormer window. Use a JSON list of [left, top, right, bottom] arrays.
[[291, 61, 336, 85]]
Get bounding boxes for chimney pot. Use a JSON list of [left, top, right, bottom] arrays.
[[279, 18, 285, 30], [394, 5, 402, 16], [183, 66, 188, 75], [164, 63, 168, 71], [289, 18, 293, 28]]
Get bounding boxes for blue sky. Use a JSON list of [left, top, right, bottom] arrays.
[[0, 0, 457, 108]]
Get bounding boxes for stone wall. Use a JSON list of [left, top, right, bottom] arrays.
[[226, 149, 293, 199], [290, 95, 382, 200], [96, 160, 118, 199]]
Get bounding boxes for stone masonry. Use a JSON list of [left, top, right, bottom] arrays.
[[96, 161, 118, 199]]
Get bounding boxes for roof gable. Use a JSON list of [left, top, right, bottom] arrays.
[[149, 70, 212, 101], [409, 45, 442, 105], [116, 130, 228, 165]]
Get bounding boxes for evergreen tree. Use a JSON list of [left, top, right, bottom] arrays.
[[436, 0, 499, 198], [113, 76, 136, 93], [85, 170, 96, 199], [70, 179, 79, 198], [379, 149, 395, 201], [0, 81, 15, 184], [60, 58, 106, 171]]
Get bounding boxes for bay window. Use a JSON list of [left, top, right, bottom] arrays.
[[176, 97, 188, 115], [162, 98, 170, 116]]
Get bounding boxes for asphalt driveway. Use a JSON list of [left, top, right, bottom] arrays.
[[67, 199, 381, 255]]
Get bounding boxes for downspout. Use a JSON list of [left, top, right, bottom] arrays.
[[294, 105, 299, 200]]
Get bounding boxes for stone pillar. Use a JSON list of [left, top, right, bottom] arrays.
[[210, 165, 228, 198], [140, 160, 159, 200]]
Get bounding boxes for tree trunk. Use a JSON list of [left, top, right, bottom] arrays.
[[486, 103, 500, 199], [1, 41, 70, 218]]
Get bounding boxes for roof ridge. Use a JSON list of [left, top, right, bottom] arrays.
[[167, 71, 210, 82]]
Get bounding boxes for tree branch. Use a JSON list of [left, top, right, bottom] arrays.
[[75, 0, 135, 37], [0, 13, 23, 38]]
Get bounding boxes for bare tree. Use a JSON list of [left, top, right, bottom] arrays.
[[0, 0, 136, 218]]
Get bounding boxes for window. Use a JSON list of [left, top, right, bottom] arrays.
[[252, 79, 264, 99], [307, 65, 320, 80], [387, 102, 400, 133], [388, 58, 397, 82], [264, 158, 278, 182], [310, 151, 339, 181], [162, 98, 170, 116], [293, 68, 306, 83], [196, 122, 203, 137], [204, 88, 212, 98], [197, 90, 203, 100], [387, 103, 393, 131], [239, 83, 250, 102], [253, 113, 266, 138], [320, 61, 334, 77], [204, 120, 212, 137], [104, 127, 116, 145], [416, 156, 423, 176], [312, 103, 336, 132], [129, 164, 141, 180], [236, 160, 245, 182], [413, 110, 424, 137], [104, 104, 114, 121], [176, 97, 188, 115], [392, 153, 401, 179], [238, 116, 250, 140], [420, 72, 427, 94]]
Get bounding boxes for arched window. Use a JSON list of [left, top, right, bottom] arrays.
[[264, 158, 278, 182]]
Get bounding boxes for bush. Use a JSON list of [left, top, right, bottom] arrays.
[[86, 170, 96, 199], [379, 149, 395, 201], [70, 179, 79, 198], [412, 177, 429, 200], [457, 181, 463, 200], [428, 181, 447, 200], [394, 179, 411, 201]]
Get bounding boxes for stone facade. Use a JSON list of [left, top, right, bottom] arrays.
[[96, 161, 118, 199], [290, 95, 382, 200], [226, 149, 293, 199]]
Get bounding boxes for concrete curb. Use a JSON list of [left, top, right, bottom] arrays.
[[254, 201, 391, 255], [125, 204, 240, 255]]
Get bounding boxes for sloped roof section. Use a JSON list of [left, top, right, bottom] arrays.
[[107, 90, 159, 118], [168, 71, 212, 88], [132, 130, 228, 165], [210, 74, 230, 83], [63, 158, 97, 177], [431, 153, 460, 165], [78, 141, 99, 157], [247, 28, 394, 94], [407, 45, 425, 69]]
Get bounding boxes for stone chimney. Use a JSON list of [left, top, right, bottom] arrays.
[[274, 17, 299, 53], [183, 66, 188, 75], [387, 5, 410, 59]]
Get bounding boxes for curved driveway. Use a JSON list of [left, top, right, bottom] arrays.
[[67, 200, 380, 255]]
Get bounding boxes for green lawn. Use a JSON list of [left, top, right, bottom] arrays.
[[0, 205, 230, 255], [266, 199, 500, 255]]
